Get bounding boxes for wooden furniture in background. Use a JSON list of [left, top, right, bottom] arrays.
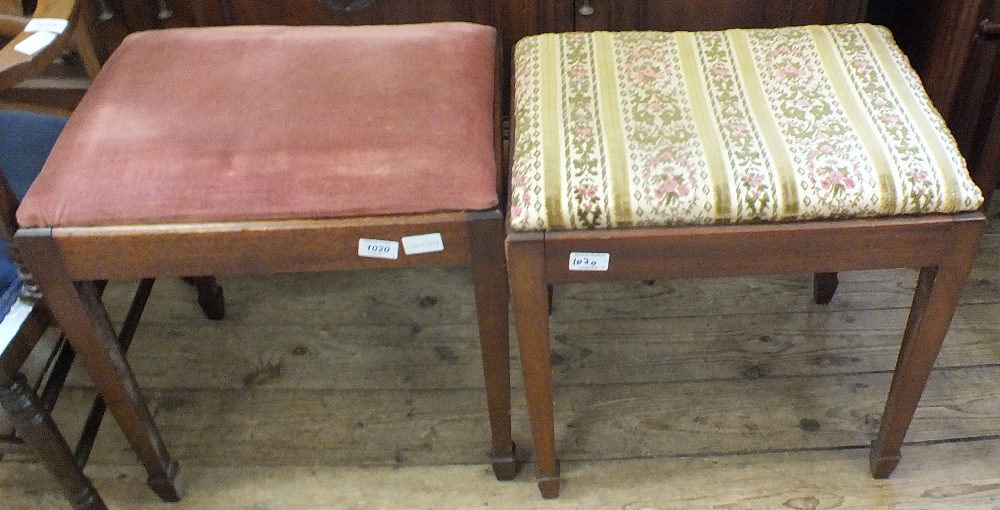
[[537, 0, 867, 32], [0, 3, 224, 509], [0, 110, 112, 510], [869, 0, 1000, 201], [0, 0, 101, 111], [0, 3, 110, 508]]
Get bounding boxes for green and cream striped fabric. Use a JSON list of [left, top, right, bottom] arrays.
[[509, 24, 983, 232]]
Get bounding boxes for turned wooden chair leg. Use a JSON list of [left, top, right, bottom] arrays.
[[469, 212, 516, 480], [183, 276, 225, 320], [508, 237, 560, 498], [871, 231, 980, 477], [813, 272, 839, 305], [0, 373, 108, 510], [20, 236, 184, 502]]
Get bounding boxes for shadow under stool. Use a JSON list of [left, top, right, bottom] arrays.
[[506, 25, 986, 498]]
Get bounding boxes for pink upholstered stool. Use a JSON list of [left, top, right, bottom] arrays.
[[13, 23, 515, 500]]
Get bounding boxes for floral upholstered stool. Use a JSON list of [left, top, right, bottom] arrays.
[[506, 24, 986, 498]]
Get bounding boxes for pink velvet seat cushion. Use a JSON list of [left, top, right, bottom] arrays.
[[16, 23, 498, 228]]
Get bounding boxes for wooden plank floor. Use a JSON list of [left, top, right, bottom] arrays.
[[2, 223, 1000, 508]]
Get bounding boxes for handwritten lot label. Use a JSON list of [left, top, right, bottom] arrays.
[[358, 238, 399, 260], [402, 233, 444, 255], [568, 252, 610, 271], [14, 31, 56, 55], [25, 18, 68, 34]]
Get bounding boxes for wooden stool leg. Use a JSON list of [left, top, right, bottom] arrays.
[[871, 230, 981, 477], [184, 276, 225, 320], [0, 372, 108, 510], [813, 272, 839, 304], [468, 212, 516, 480], [508, 237, 560, 498], [16, 234, 184, 502], [547, 285, 554, 315]]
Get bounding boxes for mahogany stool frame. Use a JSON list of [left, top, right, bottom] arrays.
[[507, 211, 986, 498]]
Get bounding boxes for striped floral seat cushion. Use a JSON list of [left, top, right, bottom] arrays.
[[509, 24, 983, 232]]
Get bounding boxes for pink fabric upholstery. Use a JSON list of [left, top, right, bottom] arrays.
[[17, 23, 498, 227]]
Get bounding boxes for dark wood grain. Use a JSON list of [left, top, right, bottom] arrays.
[[540, 215, 972, 284], [15, 231, 184, 502], [508, 213, 987, 497], [36, 213, 473, 280], [558, 0, 868, 33], [227, 0, 489, 25], [507, 233, 560, 498]]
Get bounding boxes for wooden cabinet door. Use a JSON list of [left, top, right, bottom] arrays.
[[89, 0, 496, 61], [949, 0, 1000, 198], [870, 0, 1000, 199], [90, 0, 227, 57], [225, 0, 491, 26], [557, 0, 868, 32]]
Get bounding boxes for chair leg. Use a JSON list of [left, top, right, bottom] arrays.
[[468, 213, 516, 480], [870, 240, 979, 478], [508, 237, 560, 498], [547, 284, 554, 315], [184, 276, 225, 320], [813, 272, 839, 304], [16, 235, 184, 502], [0, 372, 108, 510]]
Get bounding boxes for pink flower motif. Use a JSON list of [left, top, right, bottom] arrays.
[[511, 206, 524, 219], [777, 63, 806, 79], [728, 121, 748, 134], [909, 169, 928, 183], [821, 170, 843, 189], [640, 67, 665, 80], [650, 151, 676, 166], [882, 114, 901, 130]]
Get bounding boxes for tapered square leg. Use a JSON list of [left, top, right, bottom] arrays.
[[869, 441, 901, 479], [813, 272, 839, 304], [469, 212, 517, 480], [869, 219, 984, 479], [16, 233, 183, 502], [507, 234, 561, 498]]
